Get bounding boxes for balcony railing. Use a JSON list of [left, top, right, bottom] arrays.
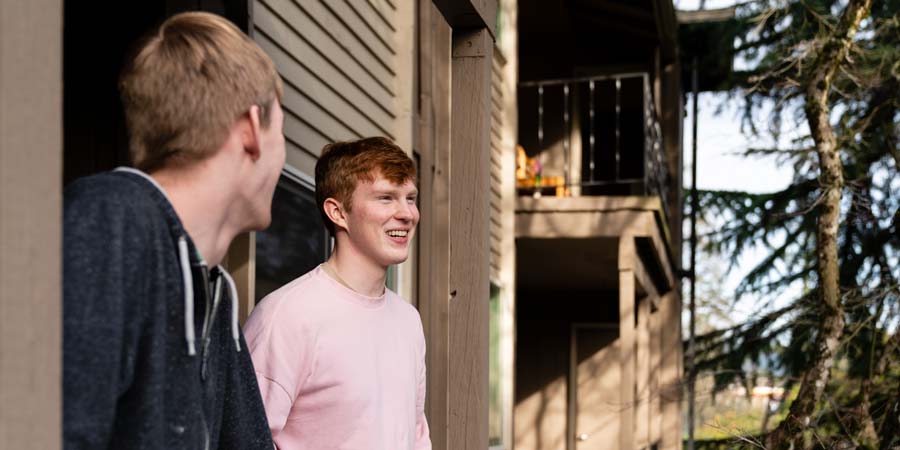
[[516, 72, 670, 221]]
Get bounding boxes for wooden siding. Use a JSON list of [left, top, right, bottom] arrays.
[[489, 47, 505, 281], [252, 0, 399, 176], [0, 0, 62, 447], [448, 28, 493, 450], [415, 2, 452, 447]]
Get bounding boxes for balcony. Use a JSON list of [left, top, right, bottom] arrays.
[[516, 72, 671, 223]]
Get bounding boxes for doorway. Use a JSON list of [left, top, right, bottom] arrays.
[[568, 323, 621, 450]]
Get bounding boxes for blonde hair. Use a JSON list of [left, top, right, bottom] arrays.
[[119, 12, 283, 172]]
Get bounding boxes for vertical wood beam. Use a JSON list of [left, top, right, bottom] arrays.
[[448, 27, 492, 450], [659, 290, 683, 450], [649, 296, 662, 446], [660, 62, 682, 266], [395, 0, 418, 302], [0, 0, 62, 447], [417, 2, 452, 449], [618, 238, 637, 450], [496, 1, 519, 445], [224, 232, 256, 324], [636, 296, 651, 448]]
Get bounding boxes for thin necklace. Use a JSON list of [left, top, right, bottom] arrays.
[[322, 261, 385, 296], [322, 261, 351, 289]]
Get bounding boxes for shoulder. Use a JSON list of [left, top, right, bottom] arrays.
[[64, 172, 166, 248], [244, 268, 328, 335], [64, 172, 161, 228], [385, 291, 425, 332], [65, 171, 152, 206]]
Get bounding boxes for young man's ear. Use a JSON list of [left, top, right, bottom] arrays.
[[241, 104, 263, 161], [323, 198, 349, 232]]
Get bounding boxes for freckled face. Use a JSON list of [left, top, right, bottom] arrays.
[[342, 175, 419, 269]]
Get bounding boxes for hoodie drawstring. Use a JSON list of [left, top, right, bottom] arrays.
[[178, 236, 197, 356], [218, 268, 243, 352]]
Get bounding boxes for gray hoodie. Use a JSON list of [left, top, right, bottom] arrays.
[[63, 168, 273, 449]]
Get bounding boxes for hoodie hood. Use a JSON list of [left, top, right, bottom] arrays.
[[114, 167, 242, 355]]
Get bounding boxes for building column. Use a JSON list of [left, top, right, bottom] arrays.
[[618, 238, 637, 450], [0, 0, 62, 447], [447, 27, 493, 450], [659, 290, 683, 450], [650, 293, 663, 447]]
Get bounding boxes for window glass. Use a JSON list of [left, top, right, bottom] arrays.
[[255, 175, 329, 302], [489, 283, 504, 446]]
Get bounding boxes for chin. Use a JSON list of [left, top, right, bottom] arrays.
[[376, 250, 409, 267], [387, 252, 410, 266], [251, 212, 273, 231]]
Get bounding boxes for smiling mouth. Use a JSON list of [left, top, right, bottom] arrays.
[[387, 230, 408, 238]]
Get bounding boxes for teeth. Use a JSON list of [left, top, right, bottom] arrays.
[[387, 230, 408, 237]]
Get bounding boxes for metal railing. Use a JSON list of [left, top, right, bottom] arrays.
[[517, 72, 670, 220]]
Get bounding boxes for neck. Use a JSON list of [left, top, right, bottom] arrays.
[[150, 162, 241, 267], [326, 244, 387, 297]]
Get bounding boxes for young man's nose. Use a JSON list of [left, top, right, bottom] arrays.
[[394, 202, 416, 221]]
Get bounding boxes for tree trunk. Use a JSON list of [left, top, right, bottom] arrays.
[[877, 329, 900, 450], [880, 388, 900, 450], [855, 379, 880, 448], [765, 0, 873, 448]]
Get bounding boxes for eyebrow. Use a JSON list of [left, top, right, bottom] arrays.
[[372, 188, 419, 197]]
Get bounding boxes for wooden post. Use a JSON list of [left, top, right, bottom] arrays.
[[416, 2, 452, 449], [618, 237, 637, 450], [224, 232, 256, 324], [448, 27, 493, 450], [0, 0, 62, 447], [659, 290, 683, 450]]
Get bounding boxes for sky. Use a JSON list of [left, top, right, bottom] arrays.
[[675, 0, 803, 323], [676, 0, 795, 195]]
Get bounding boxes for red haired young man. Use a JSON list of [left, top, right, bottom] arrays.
[[244, 137, 431, 449]]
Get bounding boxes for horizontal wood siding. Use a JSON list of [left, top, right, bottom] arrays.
[[253, 0, 398, 176], [489, 47, 504, 281]]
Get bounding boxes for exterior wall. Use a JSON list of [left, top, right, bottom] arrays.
[[514, 288, 620, 450], [414, 3, 452, 448], [618, 238, 637, 450], [447, 27, 494, 450], [649, 288, 663, 447], [636, 295, 652, 449], [513, 282, 673, 450], [660, 289, 683, 450], [489, 50, 506, 282], [0, 0, 498, 446], [415, 2, 497, 450], [497, 0, 519, 446], [249, 0, 403, 178], [660, 61, 683, 267], [514, 313, 569, 450], [239, 0, 416, 309], [514, 198, 680, 450], [0, 0, 62, 447]]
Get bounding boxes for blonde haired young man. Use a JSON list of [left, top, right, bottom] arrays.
[[245, 137, 432, 449], [64, 12, 283, 449]]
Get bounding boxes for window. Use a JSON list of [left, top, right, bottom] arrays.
[[489, 283, 504, 447], [255, 172, 329, 302]]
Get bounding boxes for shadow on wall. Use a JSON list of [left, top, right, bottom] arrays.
[[514, 286, 619, 450]]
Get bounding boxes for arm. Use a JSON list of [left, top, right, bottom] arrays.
[[243, 298, 315, 440], [415, 322, 432, 450], [63, 182, 144, 449], [218, 329, 277, 450]]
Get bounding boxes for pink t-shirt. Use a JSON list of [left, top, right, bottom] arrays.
[[243, 265, 431, 450]]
